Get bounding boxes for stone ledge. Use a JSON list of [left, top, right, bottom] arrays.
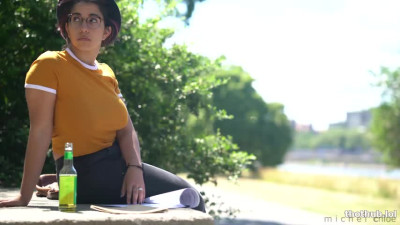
[[0, 188, 213, 225]]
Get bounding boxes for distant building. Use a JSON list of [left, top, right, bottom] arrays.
[[329, 109, 371, 130], [291, 120, 315, 133], [346, 110, 371, 129]]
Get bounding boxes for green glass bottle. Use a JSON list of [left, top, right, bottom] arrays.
[[59, 142, 77, 212]]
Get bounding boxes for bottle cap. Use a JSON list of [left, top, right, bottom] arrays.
[[65, 142, 73, 151], [64, 142, 73, 159]]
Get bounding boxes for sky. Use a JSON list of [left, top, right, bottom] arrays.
[[142, 0, 400, 130]]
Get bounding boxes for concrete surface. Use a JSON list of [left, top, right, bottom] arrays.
[[0, 188, 213, 225]]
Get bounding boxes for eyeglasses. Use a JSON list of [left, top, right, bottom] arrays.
[[68, 13, 103, 29]]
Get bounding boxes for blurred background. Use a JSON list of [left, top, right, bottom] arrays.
[[156, 0, 400, 224], [1, 0, 399, 224]]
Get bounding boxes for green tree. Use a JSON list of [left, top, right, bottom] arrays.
[[0, 0, 62, 186], [371, 67, 400, 166], [212, 66, 293, 166], [102, 0, 254, 184], [292, 131, 315, 149], [292, 128, 371, 151], [142, 0, 206, 23], [0, 0, 253, 187], [314, 128, 370, 151]]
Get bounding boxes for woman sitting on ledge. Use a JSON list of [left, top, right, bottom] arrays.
[[0, 0, 205, 212]]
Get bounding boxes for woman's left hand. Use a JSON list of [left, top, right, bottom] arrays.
[[121, 166, 146, 204]]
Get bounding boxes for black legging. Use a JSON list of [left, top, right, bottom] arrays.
[[55, 142, 205, 212]]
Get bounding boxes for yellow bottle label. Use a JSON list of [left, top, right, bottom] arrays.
[[59, 175, 77, 211]]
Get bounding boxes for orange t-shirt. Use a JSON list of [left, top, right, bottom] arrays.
[[25, 49, 128, 158]]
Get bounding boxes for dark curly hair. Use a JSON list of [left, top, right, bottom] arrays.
[[57, 0, 121, 46]]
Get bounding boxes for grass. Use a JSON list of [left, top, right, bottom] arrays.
[[256, 168, 400, 200], [201, 169, 400, 225]]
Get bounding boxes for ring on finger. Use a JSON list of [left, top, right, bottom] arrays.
[[138, 187, 143, 191]]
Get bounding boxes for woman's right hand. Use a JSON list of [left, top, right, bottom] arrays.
[[0, 194, 30, 207]]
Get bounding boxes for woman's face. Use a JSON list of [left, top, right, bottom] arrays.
[[65, 2, 111, 52]]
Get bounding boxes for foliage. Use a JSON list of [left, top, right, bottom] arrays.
[[293, 128, 372, 151], [202, 190, 240, 220], [178, 0, 206, 23], [101, 0, 254, 185], [292, 131, 316, 150], [185, 131, 255, 185], [158, 0, 206, 23], [0, 0, 254, 187], [370, 67, 400, 166], [0, 0, 61, 186], [211, 66, 293, 166]]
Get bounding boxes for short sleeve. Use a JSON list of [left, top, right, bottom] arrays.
[[25, 51, 58, 94], [113, 77, 123, 98]]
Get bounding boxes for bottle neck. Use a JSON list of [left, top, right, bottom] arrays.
[[63, 150, 74, 165]]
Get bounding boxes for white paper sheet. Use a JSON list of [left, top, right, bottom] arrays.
[[100, 188, 200, 209], [144, 188, 200, 209]]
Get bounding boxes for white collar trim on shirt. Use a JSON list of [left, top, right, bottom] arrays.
[[66, 48, 99, 70]]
